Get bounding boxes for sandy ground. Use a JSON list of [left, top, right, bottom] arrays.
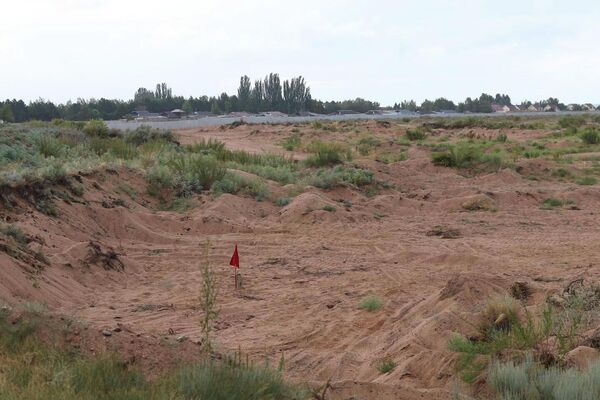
[[2, 121, 600, 399]]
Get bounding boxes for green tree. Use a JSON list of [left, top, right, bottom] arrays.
[[0, 103, 14, 122], [283, 76, 311, 114], [237, 75, 251, 111], [263, 73, 283, 111], [182, 99, 193, 114]]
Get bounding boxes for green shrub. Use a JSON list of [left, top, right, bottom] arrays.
[[432, 143, 504, 171], [83, 120, 109, 138], [541, 198, 567, 209], [305, 141, 351, 167], [489, 356, 600, 400], [359, 295, 382, 312], [406, 128, 427, 141], [432, 143, 480, 168], [580, 128, 600, 145], [282, 134, 301, 151], [276, 197, 292, 207], [496, 133, 508, 143], [146, 165, 175, 195], [186, 138, 226, 154], [322, 205, 336, 212], [377, 359, 396, 374], [558, 115, 587, 129], [179, 357, 304, 400], [211, 173, 269, 201], [577, 176, 597, 185], [88, 137, 137, 159], [306, 166, 374, 189], [357, 135, 380, 155], [229, 164, 297, 185], [125, 125, 176, 145], [36, 135, 64, 158], [169, 154, 226, 194], [0, 223, 30, 247]]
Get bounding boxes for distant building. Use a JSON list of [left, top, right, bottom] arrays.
[[526, 105, 539, 112], [543, 105, 559, 112], [330, 110, 358, 115], [229, 111, 253, 117], [491, 103, 510, 113], [365, 110, 383, 115], [168, 109, 186, 118], [260, 111, 288, 117]]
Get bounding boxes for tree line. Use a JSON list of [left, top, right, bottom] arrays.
[[0, 74, 380, 122], [393, 94, 589, 113], [0, 76, 595, 122]]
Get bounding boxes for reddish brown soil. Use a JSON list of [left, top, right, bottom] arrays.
[[2, 121, 599, 399]]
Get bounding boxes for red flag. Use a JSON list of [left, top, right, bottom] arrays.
[[229, 244, 240, 269]]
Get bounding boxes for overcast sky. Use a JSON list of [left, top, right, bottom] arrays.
[[1, 0, 599, 105]]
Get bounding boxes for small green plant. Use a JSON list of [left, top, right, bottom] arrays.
[[83, 119, 109, 138], [276, 197, 292, 207], [359, 295, 382, 312], [496, 133, 508, 143], [0, 223, 30, 247], [377, 359, 396, 374], [198, 241, 218, 354], [406, 128, 427, 141], [282, 134, 301, 151], [576, 176, 597, 185], [580, 128, 600, 145], [541, 198, 564, 209], [305, 140, 352, 167], [322, 205, 336, 212]]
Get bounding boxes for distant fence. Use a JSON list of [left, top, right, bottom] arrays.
[[106, 111, 599, 130]]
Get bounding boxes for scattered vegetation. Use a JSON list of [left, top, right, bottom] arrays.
[[489, 356, 600, 400], [0, 307, 306, 400], [449, 281, 600, 393], [432, 142, 504, 172], [541, 198, 575, 209]]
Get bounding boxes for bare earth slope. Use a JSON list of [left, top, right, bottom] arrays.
[[2, 121, 600, 399]]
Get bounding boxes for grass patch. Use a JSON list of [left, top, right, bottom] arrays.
[[577, 176, 597, 185], [359, 296, 382, 312], [0, 308, 306, 400], [541, 198, 575, 209], [282, 134, 301, 151], [211, 173, 269, 201], [304, 140, 352, 167], [377, 359, 396, 374]]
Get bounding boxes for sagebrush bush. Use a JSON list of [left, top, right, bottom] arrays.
[[406, 128, 427, 141], [36, 135, 64, 158], [211, 173, 269, 201], [0, 309, 304, 400], [168, 154, 226, 194], [125, 125, 176, 145], [305, 166, 373, 189], [83, 120, 109, 138], [489, 356, 600, 400]]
